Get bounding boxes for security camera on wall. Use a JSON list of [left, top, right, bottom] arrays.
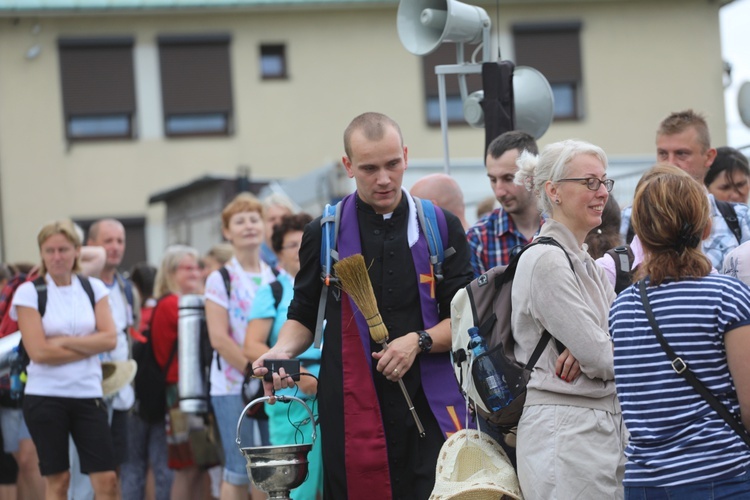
[[396, 0, 554, 171]]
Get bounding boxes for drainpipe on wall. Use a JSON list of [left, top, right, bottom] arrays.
[[0, 157, 5, 263]]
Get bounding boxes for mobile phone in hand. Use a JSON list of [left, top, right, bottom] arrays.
[[263, 359, 301, 382]]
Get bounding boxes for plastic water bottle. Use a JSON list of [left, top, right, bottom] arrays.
[[9, 347, 23, 400], [467, 327, 513, 411]]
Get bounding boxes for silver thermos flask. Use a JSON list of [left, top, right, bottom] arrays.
[[178, 294, 208, 414]]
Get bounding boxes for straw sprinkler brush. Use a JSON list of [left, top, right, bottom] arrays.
[[334, 254, 426, 438]]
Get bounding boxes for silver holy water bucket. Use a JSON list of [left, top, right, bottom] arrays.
[[236, 395, 317, 500], [178, 294, 208, 414]]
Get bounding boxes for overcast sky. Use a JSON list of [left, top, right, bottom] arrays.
[[721, 0, 750, 150]]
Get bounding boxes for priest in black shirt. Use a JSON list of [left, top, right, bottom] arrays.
[[254, 112, 473, 500]]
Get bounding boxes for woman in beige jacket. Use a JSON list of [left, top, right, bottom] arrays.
[[512, 140, 627, 499]]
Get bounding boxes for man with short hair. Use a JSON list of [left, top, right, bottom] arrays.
[[410, 173, 470, 230], [466, 130, 542, 277], [620, 110, 750, 268], [85, 220, 138, 470], [255, 112, 473, 500]]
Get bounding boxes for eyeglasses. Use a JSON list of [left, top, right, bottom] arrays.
[[557, 177, 615, 192], [281, 242, 301, 251]]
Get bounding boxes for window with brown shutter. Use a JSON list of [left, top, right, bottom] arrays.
[[421, 44, 483, 126], [513, 22, 583, 121], [58, 37, 136, 141], [158, 34, 234, 137]]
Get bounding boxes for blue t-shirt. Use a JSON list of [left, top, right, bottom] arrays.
[[610, 274, 750, 487], [248, 272, 321, 398]]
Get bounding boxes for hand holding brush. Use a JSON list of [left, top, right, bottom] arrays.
[[334, 254, 426, 438]]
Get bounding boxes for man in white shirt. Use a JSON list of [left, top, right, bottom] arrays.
[[64, 219, 138, 499]]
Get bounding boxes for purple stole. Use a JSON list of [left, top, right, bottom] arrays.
[[337, 193, 466, 500]]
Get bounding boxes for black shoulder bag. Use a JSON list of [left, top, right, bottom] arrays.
[[638, 279, 750, 447]]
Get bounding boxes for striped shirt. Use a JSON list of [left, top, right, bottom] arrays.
[[466, 207, 538, 278], [610, 274, 750, 487]]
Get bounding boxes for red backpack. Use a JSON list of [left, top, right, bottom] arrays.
[[0, 271, 37, 339]]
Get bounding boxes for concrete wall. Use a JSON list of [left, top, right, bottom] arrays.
[[0, 0, 727, 262]]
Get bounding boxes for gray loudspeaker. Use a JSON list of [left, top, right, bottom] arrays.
[[463, 66, 555, 140], [397, 0, 491, 56], [739, 81, 750, 128]]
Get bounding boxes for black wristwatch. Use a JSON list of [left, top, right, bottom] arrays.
[[417, 330, 433, 354]]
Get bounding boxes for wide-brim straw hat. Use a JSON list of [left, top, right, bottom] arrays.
[[430, 429, 523, 500], [723, 240, 750, 285], [102, 360, 137, 397]]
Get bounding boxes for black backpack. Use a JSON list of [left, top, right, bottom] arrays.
[[605, 245, 636, 294], [132, 296, 177, 423], [450, 237, 572, 433]]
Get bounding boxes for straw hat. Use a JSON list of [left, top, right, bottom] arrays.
[[102, 360, 137, 397], [723, 240, 750, 286], [430, 429, 523, 500]]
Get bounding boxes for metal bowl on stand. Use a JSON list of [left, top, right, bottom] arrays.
[[235, 395, 316, 500]]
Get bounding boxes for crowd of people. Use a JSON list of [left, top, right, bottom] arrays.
[[1, 108, 750, 500], [0, 194, 322, 499]]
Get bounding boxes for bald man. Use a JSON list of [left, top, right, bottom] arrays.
[[410, 173, 470, 230]]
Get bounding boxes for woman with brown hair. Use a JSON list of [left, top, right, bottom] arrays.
[[610, 164, 750, 497], [205, 193, 276, 500], [705, 146, 750, 204]]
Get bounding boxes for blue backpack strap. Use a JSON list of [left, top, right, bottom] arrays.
[[116, 273, 134, 311], [414, 197, 454, 283], [115, 272, 136, 328], [314, 202, 341, 348]]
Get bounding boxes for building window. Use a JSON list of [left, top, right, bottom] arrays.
[[513, 22, 583, 121], [422, 44, 482, 126], [157, 34, 234, 137], [58, 37, 136, 140], [260, 44, 287, 79]]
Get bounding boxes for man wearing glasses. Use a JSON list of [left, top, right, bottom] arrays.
[[620, 110, 750, 269], [467, 131, 544, 277]]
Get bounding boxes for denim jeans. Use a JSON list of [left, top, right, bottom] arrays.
[[211, 394, 269, 486], [120, 413, 173, 500], [625, 470, 750, 500]]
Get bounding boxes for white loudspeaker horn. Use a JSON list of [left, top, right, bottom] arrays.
[[463, 66, 555, 140], [739, 81, 750, 129], [397, 0, 491, 56]]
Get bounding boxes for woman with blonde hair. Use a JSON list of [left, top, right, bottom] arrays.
[[610, 164, 750, 497], [10, 219, 118, 500], [512, 140, 626, 499], [149, 245, 208, 499], [205, 193, 276, 500]]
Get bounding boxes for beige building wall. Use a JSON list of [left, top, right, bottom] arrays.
[[0, 0, 728, 262]]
